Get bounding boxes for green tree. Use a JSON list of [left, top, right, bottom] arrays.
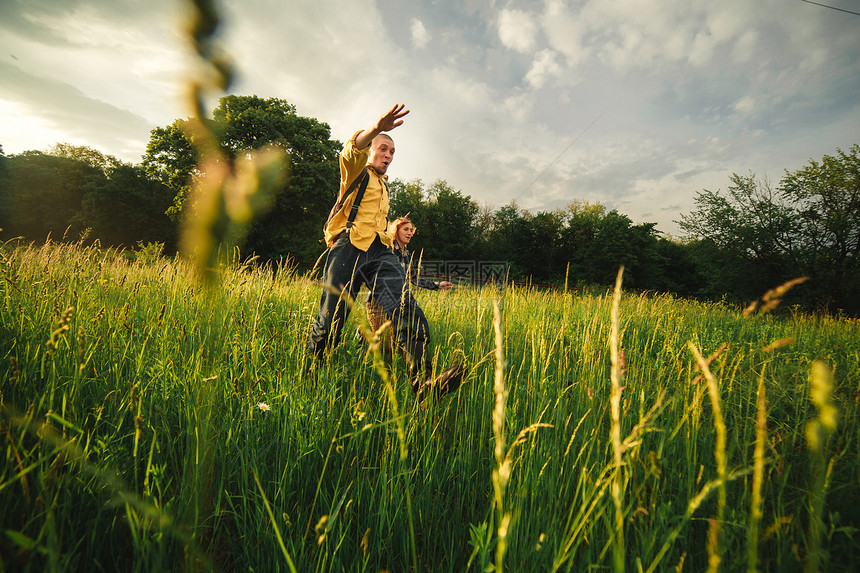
[[560, 201, 606, 285], [470, 204, 496, 263], [483, 202, 575, 283], [142, 95, 342, 262], [50, 142, 123, 174], [0, 151, 98, 241], [780, 144, 860, 313], [418, 180, 479, 262], [0, 145, 179, 249], [46, 143, 176, 249], [678, 173, 800, 303], [388, 178, 426, 221], [388, 178, 479, 265], [77, 164, 177, 250], [580, 210, 660, 287], [483, 202, 522, 263], [142, 122, 198, 218], [652, 236, 703, 296], [515, 209, 566, 283]]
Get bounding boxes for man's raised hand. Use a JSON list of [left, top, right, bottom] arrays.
[[375, 104, 410, 133]]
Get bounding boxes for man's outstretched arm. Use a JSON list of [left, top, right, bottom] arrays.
[[355, 104, 410, 149]]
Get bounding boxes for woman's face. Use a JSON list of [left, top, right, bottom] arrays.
[[396, 223, 414, 245]]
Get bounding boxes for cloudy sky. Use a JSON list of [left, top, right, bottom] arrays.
[[2, 0, 858, 235]]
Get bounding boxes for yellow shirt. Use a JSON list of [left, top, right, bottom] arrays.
[[323, 131, 393, 251]]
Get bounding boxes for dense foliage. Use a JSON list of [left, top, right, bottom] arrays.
[[1, 105, 857, 314], [0, 144, 175, 251], [679, 145, 860, 315], [141, 95, 343, 263]]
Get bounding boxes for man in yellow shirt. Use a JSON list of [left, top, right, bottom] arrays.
[[308, 104, 465, 402]]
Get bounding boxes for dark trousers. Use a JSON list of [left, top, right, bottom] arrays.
[[307, 234, 431, 373]]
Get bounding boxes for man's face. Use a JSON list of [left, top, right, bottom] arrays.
[[368, 136, 395, 174]]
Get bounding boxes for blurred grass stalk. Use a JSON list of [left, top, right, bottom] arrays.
[[805, 360, 838, 573], [609, 266, 625, 573], [182, 0, 287, 284], [748, 367, 767, 573], [687, 340, 727, 573], [492, 299, 512, 572]]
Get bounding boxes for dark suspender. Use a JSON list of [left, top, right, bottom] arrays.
[[345, 170, 371, 229], [321, 168, 383, 250]]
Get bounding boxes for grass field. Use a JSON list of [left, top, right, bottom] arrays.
[[1, 240, 858, 572]]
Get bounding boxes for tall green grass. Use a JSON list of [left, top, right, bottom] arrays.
[[1, 239, 859, 571]]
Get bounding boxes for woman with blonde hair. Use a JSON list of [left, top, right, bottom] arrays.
[[366, 215, 452, 346]]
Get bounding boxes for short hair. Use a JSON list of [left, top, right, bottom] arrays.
[[373, 133, 394, 146]]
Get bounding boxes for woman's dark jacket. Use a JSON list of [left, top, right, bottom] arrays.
[[394, 244, 440, 291]]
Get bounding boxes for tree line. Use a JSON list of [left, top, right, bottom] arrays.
[[1, 96, 857, 315]]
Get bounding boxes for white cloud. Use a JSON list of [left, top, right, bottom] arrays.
[[687, 30, 715, 67], [498, 8, 538, 54], [705, 5, 747, 44], [0, 61, 158, 162], [410, 18, 430, 49], [220, 1, 403, 136], [732, 30, 757, 63], [525, 49, 561, 89], [538, 1, 777, 73], [0, 0, 187, 128], [0, 0, 857, 237], [661, 28, 693, 62], [732, 95, 756, 115], [541, 0, 588, 68], [502, 93, 534, 123]]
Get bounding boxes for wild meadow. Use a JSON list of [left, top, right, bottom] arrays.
[[1, 239, 858, 572]]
